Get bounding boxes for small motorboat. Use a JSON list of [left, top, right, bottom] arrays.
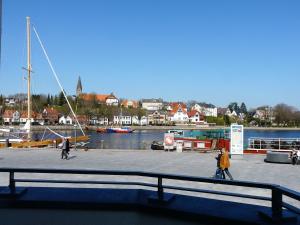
[[151, 141, 164, 150], [96, 128, 107, 133]]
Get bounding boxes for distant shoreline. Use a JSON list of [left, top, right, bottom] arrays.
[[13, 125, 300, 131]]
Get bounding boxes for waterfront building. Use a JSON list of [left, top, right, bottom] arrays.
[[59, 115, 73, 125], [4, 98, 17, 107], [88, 116, 109, 126], [120, 99, 139, 108], [168, 102, 189, 124], [113, 114, 132, 125], [80, 93, 119, 106], [19, 111, 38, 124], [131, 115, 148, 126], [2, 110, 18, 124], [188, 110, 206, 124], [191, 103, 218, 117], [141, 98, 163, 111], [42, 107, 60, 125], [147, 110, 167, 125], [3, 110, 40, 125], [225, 108, 238, 118]]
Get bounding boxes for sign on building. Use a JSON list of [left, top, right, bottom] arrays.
[[230, 124, 244, 155], [164, 133, 174, 151]]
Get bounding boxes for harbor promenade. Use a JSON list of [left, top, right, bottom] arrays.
[[0, 148, 299, 195]]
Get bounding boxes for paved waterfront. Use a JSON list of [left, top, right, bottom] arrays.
[[0, 148, 299, 207]]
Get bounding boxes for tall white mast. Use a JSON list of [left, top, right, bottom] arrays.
[[26, 16, 32, 139]]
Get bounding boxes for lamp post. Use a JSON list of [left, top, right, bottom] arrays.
[[74, 124, 77, 151]]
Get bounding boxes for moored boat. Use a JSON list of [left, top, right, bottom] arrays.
[[151, 141, 164, 150], [244, 137, 300, 154], [172, 129, 230, 151], [106, 127, 134, 133], [96, 128, 107, 133]]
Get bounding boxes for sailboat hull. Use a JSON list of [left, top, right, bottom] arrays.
[[0, 135, 89, 149]]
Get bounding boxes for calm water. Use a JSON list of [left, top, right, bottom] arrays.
[[32, 129, 300, 150]]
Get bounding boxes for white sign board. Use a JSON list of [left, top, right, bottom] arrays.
[[164, 133, 174, 150], [230, 124, 244, 155]]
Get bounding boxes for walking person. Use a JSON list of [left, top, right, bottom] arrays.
[[291, 149, 298, 165], [61, 138, 70, 160], [214, 149, 223, 179], [220, 148, 233, 180]]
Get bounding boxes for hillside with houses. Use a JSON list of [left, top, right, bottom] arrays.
[[1, 77, 300, 127]]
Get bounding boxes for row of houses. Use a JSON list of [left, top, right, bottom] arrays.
[[1, 103, 207, 126]]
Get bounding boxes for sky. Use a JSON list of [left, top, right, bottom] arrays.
[[1, 0, 300, 109]]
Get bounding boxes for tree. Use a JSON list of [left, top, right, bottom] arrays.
[[47, 94, 51, 106], [228, 102, 240, 114], [58, 91, 66, 106], [223, 115, 231, 126], [240, 102, 247, 114], [273, 104, 294, 126]]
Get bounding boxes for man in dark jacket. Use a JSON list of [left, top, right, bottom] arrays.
[[61, 138, 70, 159]]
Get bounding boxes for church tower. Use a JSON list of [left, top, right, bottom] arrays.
[[76, 76, 82, 96]]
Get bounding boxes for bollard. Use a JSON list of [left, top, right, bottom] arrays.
[[5, 138, 10, 148], [100, 140, 104, 149]]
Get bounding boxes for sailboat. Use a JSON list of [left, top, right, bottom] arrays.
[[0, 17, 89, 148]]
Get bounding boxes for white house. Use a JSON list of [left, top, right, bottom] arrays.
[[59, 116, 73, 125], [94, 117, 109, 125], [168, 103, 189, 124], [4, 98, 17, 107], [225, 109, 238, 118], [192, 104, 218, 117], [132, 116, 148, 125], [105, 93, 119, 106], [113, 115, 132, 125], [141, 99, 163, 111], [188, 110, 205, 124]]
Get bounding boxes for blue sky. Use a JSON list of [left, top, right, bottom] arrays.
[[1, 0, 300, 109]]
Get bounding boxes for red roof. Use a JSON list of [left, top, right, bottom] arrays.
[[3, 110, 14, 118], [188, 110, 200, 117], [169, 103, 187, 116], [80, 93, 117, 103], [20, 111, 38, 119], [121, 100, 139, 108]]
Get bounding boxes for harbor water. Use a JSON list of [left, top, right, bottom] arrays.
[[31, 129, 300, 150]]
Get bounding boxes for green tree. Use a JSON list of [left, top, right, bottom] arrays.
[[273, 104, 294, 126], [240, 102, 247, 114], [223, 115, 231, 126], [47, 94, 51, 106], [58, 91, 66, 106]]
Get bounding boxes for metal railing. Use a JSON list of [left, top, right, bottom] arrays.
[[0, 168, 299, 220], [248, 137, 300, 151]]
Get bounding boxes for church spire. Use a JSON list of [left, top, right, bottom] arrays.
[[76, 76, 82, 96]]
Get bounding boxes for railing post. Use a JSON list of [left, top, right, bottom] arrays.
[[9, 171, 15, 193], [272, 187, 282, 219], [260, 139, 262, 149], [157, 176, 164, 201]]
